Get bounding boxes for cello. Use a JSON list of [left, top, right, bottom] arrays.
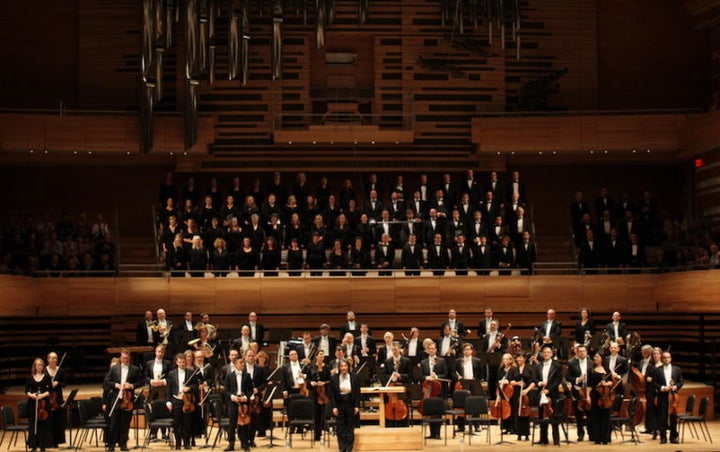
[[384, 369, 408, 422], [418, 379, 442, 415], [490, 381, 513, 420]]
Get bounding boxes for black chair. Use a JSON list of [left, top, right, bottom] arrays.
[[16, 401, 29, 427], [531, 397, 567, 447], [679, 396, 713, 444], [75, 399, 108, 450], [420, 397, 447, 445], [0, 405, 29, 451], [444, 389, 469, 438], [322, 401, 337, 447], [287, 397, 315, 447], [143, 400, 174, 448], [209, 399, 230, 450], [609, 396, 641, 444], [463, 396, 494, 445]]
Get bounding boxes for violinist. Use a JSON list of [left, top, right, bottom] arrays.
[[45, 351, 67, 447], [535, 345, 561, 445], [329, 358, 361, 452], [497, 353, 516, 434], [167, 352, 197, 450], [192, 350, 214, 445], [402, 327, 421, 367], [481, 320, 506, 398], [26, 358, 53, 452], [454, 343, 484, 392], [384, 345, 411, 427], [282, 350, 305, 399], [603, 341, 627, 393], [145, 345, 171, 442], [103, 349, 143, 452], [420, 342, 447, 440], [243, 350, 267, 448], [589, 353, 612, 444], [340, 332, 361, 368], [309, 350, 331, 441], [566, 344, 591, 441], [653, 351, 683, 444], [438, 324, 458, 369], [296, 332, 316, 366], [223, 357, 254, 452], [508, 354, 535, 441], [604, 311, 628, 347], [645, 346, 663, 439], [376, 332, 395, 367], [254, 351, 273, 439], [635, 344, 655, 435], [356, 323, 376, 371]]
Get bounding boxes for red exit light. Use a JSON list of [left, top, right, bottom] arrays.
[[695, 158, 704, 168]]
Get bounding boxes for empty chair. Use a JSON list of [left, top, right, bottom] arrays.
[[679, 396, 713, 444], [1, 405, 29, 451], [287, 397, 314, 447], [420, 397, 447, 445], [209, 399, 230, 450], [444, 389, 469, 438], [75, 399, 108, 450], [463, 395, 495, 445]]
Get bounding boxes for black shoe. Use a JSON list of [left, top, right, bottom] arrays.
[[425, 435, 434, 440], [223, 446, 234, 451], [652, 433, 657, 440], [185, 446, 192, 450], [249, 442, 257, 447], [533, 440, 549, 445], [107, 448, 114, 452], [175, 447, 181, 451], [120, 446, 129, 451], [659, 438, 667, 444], [670, 438, 679, 444], [256, 433, 266, 438]]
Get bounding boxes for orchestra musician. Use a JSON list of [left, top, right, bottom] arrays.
[[603, 341, 627, 393], [573, 307, 596, 347], [329, 358, 361, 452], [232, 326, 253, 356], [635, 344, 655, 434], [440, 309, 468, 338], [420, 342, 448, 440], [166, 353, 197, 450], [192, 350, 214, 444], [340, 333, 360, 368], [497, 353, 516, 434], [242, 350, 267, 448], [254, 351, 273, 438], [154, 308, 173, 346], [223, 356, 254, 452], [180, 311, 195, 333], [103, 349, 143, 452], [330, 346, 349, 374], [26, 358, 53, 452], [437, 324, 458, 366], [604, 311, 628, 344], [282, 350, 306, 399], [535, 345, 561, 446], [538, 309, 562, 344], [242, 312, 265, 344], [653, 351, 683, 444], [309, 350, 331, 442], [355, 323, 376, 369], [296, 332, 316, 366], [453, 343, 484, 432], [508, 353, 535, 441], [402, 327, 422, 369], [376, 332, 395, 368], [481, 320, 507, 398], [566, 344, 591, 442], [191, 326, 217, 359], [477, 308, 497, 339], [137, 310, 156, 346], [45, 351, 66, 447], [312, 323, 337, 359], [219, 349, 240, 388], [145, 345, 171, 442], [384, 345, 411, 427], [589, 353, 612, 444], [339, 310, 361, 338]]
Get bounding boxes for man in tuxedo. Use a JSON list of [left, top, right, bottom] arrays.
[[401, 233, 425, 275], [604, 341, 628, 393], [566, 345, 591, 441], [516, 231, 537, 274], [429, 189, 450, 218], [505, 171, 526, 205], [281, 350, 305, 399], [460, 169, 480, 203], [312, 323, 337, 358], [480, 191, 500, 228], [420, 342, 448, 439], [538, 309, 562, 343], [388, 191, 405, 221], [137, 310, 156, 346], [426, 232, 449, 276], [180, 311, 195, 333], [373, 209, 398, 245], [400, 209, 423, 246], [365, 173, 383, 201], [365, 189, 383, 221], [477, 308, 498, 338], [439, 173, 457, 208], [219, 349, 240, 388], [468, 210, 487, 245], [481, 320, 507, 398], [440, 309, 468, 338], [223, 356, 254, 452], [413, 174, 431, 202], [473, 235, 492, 276], [154, 308, 173, 346], [339, 311, 360, 338], [510, 206, 531, 244], [103, 350, 143, 451], [535, 346, 562, 445], [457, 193, 476, 224], [383, 345, 412, 426], [355, 323, 376, 370], [450, 234, 472, 276], [603, 228, 628, 270], [376, 332, 396, 369], [570, 191, 591, 232], [166, 352, 197, 450], [484, 171, 502, 202], [578, 229, 601, 273], [424, 208, 447, 245], [595, 187, 615, 219], [604, 311, 628, 344], [242, 312, 265, 344], [409, 190, 428, 220], [296, 332, 316, 366], [489, 216, 509, 246], [340, 333, 361, 367], [374, 233, 395, 276], [653, 351, 684, 444], [242, 350, 268, 448], [145, 345, 171, 441]]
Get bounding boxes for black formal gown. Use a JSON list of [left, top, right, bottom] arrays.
[[25, 374, 54, 450], [589, 369, 611, 444]]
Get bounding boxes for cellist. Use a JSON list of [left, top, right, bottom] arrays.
[[223, 356, 254, 452], [566, 344, 591, 442], [384, 345, 411, 427]]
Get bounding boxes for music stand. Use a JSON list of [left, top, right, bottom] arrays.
[[62, 388, 79, 449], [132, 390, 145, 449]]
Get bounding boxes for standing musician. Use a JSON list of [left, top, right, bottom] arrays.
[[453, 343, 484, 433], [137, 310, 156, 346], [309, 350, 331, 442], [604, 311, 628, 348], [497, 353, 516, 434], [340, 333, 360, 368], [329, 358, 361, 452], [477, 308, 498, 339], [167, 353, 197, 450], [646, 346, 664, 440], [376, 332, 395, 368], [219, 349, 240, 389], [508, 353, 535, 441], [180, 311, 195, 333], [384, 345, 411, 427], [481, 320, 507, 398], [339, 310, 361, 338], [573, 308, 596, 348], [356, 323, 376, 371], [330, 346, 350, 374], [402, 327, 422, 368], [653, 351, 683, 444], [312, 323, 337, 360], [254, 351, 273, 438], [223, 357, 254, 452], [242, 350, 267, 448], [535, 345, 561, 446], [566, 344, 591, 442], [145, 345, 171, 442], [26, 358, 53, 452], [296, 332, 316, 366], [440, 309, 469, 338], [603, 341, 627, 393], [45, 351, 66, 447], [242, 312, 265, 344], [232, 325, 253, 356], [589, 353, 612, 444], [282, 350, 306, 399], [103, 349, 143, 452], [636, 345, 656, 435], [538, 309, 563, 344], [192, 350, 215, 445], [191, 326, 217, 359], [153, 308, 173, 346], [438, 324, 458, 369], [420, 342, 448, 440]]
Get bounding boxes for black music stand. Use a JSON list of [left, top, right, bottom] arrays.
[[263, 385, 282, 448], [62, 388, 79, 449], [132, 390, 145, 449]]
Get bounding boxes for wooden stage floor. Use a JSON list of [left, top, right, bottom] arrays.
[[1, 385, 718, 451]]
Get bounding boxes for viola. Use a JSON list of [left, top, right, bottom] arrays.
[[316, 384, 329, 405], [182, 391, 196, 413], [48, 352, 67, 411], [237, 402, 250, 426], [519, 394, 532, 417], [120, 388, 134, 411], [668, 378, 679, 416], [49, 391, 61, 411]]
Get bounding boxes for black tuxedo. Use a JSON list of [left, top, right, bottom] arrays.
[[454, 356, 484, 381], [365, 199, 383, 221], [651, 364, 684, 441], [166, 367, 198, 447], [426, 242, 449, 275], [603, 238, 628, 267], [102, 364, 143, 449], [223, 370, 254, 449], [339, 322, 361, 338], [450, 243, 472, 275], [578, 239, 601, 270], [329, 372, 361, 452], [401, 243, 425, 275], [376, 344, 395, 368], [570, 201, 591, 228], [242, 322, 266, 343], [446, 220, 467, 245], [374, 243, 395, 276], [473, 244, 492, 274], [409, 199, 428, 220], [603, 354, 628, 378], [604, 322, 628, 342], [595, 196, 615, 218], [516, 240, 537, 272], [467, 221, 488, 243], [400, 220, 424, 246], [372, 221, 399, 245], [355, 334, 377, 361], [312, 335, 337, 357], [423, 218, 447, 244], [383, 356, 412, 385], [477, 318, 499, 338], [494, 244, 516, 272], [460, 179, 480, 202], [136, 320, 156, 346], [282, 362, 305, 394], [489, 223, 510, 245], [480, 200, 500, 226], [440, 319, 467, 338], [457, 202, 476, 224], [536, 360, 563, 444], [566, 355, 591, 439], [244, 364, 269, 444], [505, 180, 527, 204], [152, 320, 173, 345], [144, 359, 172, 399], [295, 342, 317, 364], [388, 201, 405, 221], [538, 320, 563, 339]]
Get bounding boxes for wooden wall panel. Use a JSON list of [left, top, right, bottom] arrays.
[[3, 272, 717, 317]]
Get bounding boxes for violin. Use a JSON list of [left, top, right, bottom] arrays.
[[48, 352, 67, 411], [237, 401, 250, 426], [596, 371, 615, 409], [182, 391, 196, 413], [519, 393, 532, 418], [120, 388, 134, 411], [37, 396, 50, 421], [668, 378, 679, 416], [316, 384, 329, 405], [576, 375, 591, 412]]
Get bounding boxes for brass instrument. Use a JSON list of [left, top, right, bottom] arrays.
[[150, 321, 172, 345], [583, 330, 592, 348], [189, 338, 216, 358], [194, 321, 218, 339]]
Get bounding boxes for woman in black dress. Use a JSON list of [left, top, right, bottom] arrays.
[[286, 238, 304, 277], [309, 350, 331, 442], [327, 239, 348, 276], [508, 353, 536, 441], [46, 352, 66, 447], [573, 307, 596, 348], [260, 237, 281, 277], [589, 353, 612, 445], [212, 237, 231, 277], [235, 237, 258, 277], [26, 358, 53, 452]]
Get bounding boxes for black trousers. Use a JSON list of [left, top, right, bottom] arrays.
[[336, 398, 357, 451], [226, 402, 251, 448], [107, 405, 133, 448], [171, 399, 194, 448], [656, 394, 678, 440]]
